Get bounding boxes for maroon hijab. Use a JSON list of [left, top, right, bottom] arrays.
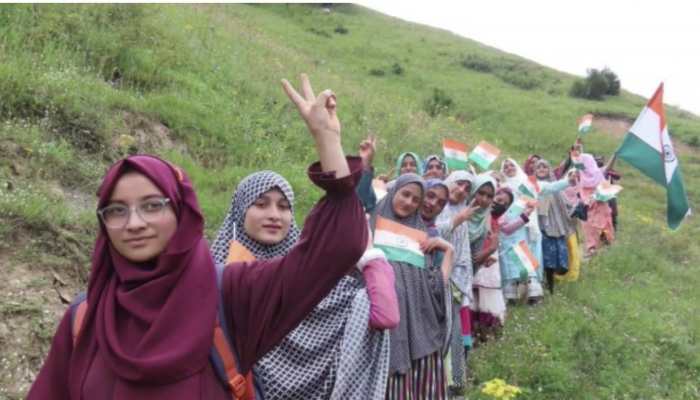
[[68, 155, 218, 397]]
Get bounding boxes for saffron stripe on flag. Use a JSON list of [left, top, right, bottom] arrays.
[[468, 141, 500, 170], [374, 216, 427, 268], [514, 241, 539, 272], [443, 139, 469, 170], [578, 114, 593, 134]]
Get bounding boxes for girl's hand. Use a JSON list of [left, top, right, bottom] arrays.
[[359, 134, 377, 169], [524, 201, 536, 216], [282, 73, 340, 143], [420, 237, 453, 254], [453, 198, 481, 228], [281, 74, 349, 177], [483, 256, 497, 267]]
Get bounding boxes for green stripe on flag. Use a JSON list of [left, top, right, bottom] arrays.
[[445, 158, 467, 171], [617, 132, 666, 186], [468, 153, 491, 170], [667, 169, 690, 230], [375, 245, 426, 268]]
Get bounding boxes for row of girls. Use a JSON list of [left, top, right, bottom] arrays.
[[27, 75, 618, 400], [368, 140, 620, 398]]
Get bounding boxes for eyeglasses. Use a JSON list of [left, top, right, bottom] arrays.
[[97, 198, 171, 229]]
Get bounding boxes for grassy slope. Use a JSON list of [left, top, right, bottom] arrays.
[[0, 4, 698, 398]]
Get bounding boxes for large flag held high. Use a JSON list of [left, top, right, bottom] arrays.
[[616, 83, 691, 229]]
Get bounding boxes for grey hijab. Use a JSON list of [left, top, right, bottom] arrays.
[[372, 173, 449, 374], [436, 172, 476, 298], [210, 171, 300, 263], [536, 159, 575, 238], [213, 171, 390, 399]]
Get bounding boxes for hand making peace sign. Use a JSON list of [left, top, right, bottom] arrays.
[[281, 74, 349, 177]]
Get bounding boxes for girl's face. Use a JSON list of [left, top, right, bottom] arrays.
[[503, 160, 517, 178], [392, 183, 423, 218], [448, 180, 471, 204], [473, 183, 495, 209], [535, 163, 550, 180], [400, 155, 418, 175], [102, 172, 178, 263], [244, 188, 293, 245], [421, 186, 448, 220], [494, 191, 513, 208], [571, 145, 582, 157], [424, 159, 445, 179]]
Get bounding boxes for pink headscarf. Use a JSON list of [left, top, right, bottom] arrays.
[[578, 153, 605, 189]]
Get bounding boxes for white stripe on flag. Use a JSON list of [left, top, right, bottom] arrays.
[[374, 229, 423, 257]]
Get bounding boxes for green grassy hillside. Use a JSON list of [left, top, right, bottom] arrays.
[[0, 4, 698, 398]]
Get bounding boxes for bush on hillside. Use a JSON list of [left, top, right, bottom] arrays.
[[461, 54, 492, 73], [570, 68, 621, 100], [369, 68, 385, 77], [424, 88, 454, 117], [308, 27, 331, 38], [334, 25, 348, 34], [499, 70, 541, 90], [601, 67, 621, 95], [391, 62, 404, 75]]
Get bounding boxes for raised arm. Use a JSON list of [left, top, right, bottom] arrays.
[[222, 74, 367, 373], [356, 134, 378, 213]]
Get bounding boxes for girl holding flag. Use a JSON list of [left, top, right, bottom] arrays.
[[435, 171, 479, 394], [533, 159, 578, 294], [372, 173, 455, 400], [571, 144, 615, 256], [467, 174, 506, 339], [500, 158, 576, 302], [491, 187, 537, 304]]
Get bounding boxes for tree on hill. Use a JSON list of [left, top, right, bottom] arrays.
[[570, 67, 621, 100]]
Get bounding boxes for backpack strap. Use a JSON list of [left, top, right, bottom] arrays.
[[211, 262, 259, 400], [68, 266, 259, 400], [70, 292, 88, 346]]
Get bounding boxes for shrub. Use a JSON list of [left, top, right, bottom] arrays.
[[424, 88, 454, 117], [391, 63, 404, 75], [601, 67, 621, 95], [498, 70, 541, 90], [461, 54, 492, 73], [369, 68, 385, 77], [308, 27, 330, 38], [570, 68, 610, 100], [334, 25, 348, 34]]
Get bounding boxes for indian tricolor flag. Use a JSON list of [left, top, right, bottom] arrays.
[[468, 141, 501, 170], [505, 240, 539, 282], [373, 216, 427, 268], [504, 196, 536, 220], [593, 182, 623, 202], [616, 83, 691, 229], [578, 113, 594, 135], [442, 139, 469, 170]]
